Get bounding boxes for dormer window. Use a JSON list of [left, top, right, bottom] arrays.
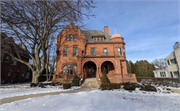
[[92, 36, 105, 42]]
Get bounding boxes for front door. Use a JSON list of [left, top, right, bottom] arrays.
[[87, 63, 96, 77]]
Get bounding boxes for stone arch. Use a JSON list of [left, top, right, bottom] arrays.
[[82, 60, 98, 78], [100, 59, 116, 68], [61, 62, 77, 69], [82, 59, 98, 68], [100, 59, 116, 74]]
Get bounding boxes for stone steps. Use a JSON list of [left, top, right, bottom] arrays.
[[81, 78, 99, 89]]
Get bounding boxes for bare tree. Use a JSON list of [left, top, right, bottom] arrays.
[[1, 1, 95, 84], [45, 40, 57, 82], [151, 58, 167, 69]]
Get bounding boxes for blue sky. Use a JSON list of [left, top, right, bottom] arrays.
[[83, 0, 180, 63]]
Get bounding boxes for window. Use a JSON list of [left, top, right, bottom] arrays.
[[98, 38, 100, 41], [170, 71, 173, 78], [74, 35, 76, 41], [26, 72, 30, 79], [91, 48, 95, 56], [11, 58, 17, 65], [66, 35, 69, 41], [64, 47, 68, 56], [73, 47, 77, 56], [101, 38, 103, 41], [70, 35, 73, 41], [173, 71, 179, 78], [5, 56, 9, 62], [104, 48, 107, 55], [8, 69, 12, 76], [170, 59, 176, 64], [22, 71, 25, 77], [160, 72, 166, 77], [63, 65, 77, 75], [123, 48, 125, 56], [3, 47, 9, 52], [160, 72, 162, 77], [167, 60, 170, 65], [118, 48, 122, 55], [94, 38, 96, 41], [164, 72, 166, 77]]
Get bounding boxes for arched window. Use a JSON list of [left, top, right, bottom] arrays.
[[63, 65, 77, 75]]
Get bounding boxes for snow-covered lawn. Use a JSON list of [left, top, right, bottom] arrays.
[[0, 84, 80, 99], [0, 88, 180, 111]]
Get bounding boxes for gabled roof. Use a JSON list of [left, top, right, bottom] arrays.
[[81, 30, 112, 42], [1, 32, 31, 59], [165, 52, 174, 60]]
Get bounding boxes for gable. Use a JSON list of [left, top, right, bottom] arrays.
[[165, 52, 175, 60]]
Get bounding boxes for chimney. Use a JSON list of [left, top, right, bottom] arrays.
[[18, 43, 22, 46], [104, 26, 109, 35]]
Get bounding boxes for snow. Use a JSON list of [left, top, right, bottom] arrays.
[[0, 84, 80, 99], [0, 88, 180, 111]]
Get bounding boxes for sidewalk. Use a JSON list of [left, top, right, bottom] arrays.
[[0, 87, 96, 105], [0, 78, 99, 105]]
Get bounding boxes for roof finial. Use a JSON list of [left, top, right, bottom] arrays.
[[114, 26, 116, 34]]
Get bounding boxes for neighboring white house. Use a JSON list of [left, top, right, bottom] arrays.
[[153, 66, 169, 78], [164, 42, 180, 78]]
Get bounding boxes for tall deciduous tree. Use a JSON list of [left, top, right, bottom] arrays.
[[151, 58, 166, 69], [1, 1, 95, 84]]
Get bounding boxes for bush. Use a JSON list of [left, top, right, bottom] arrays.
[[72, 75, 80, 86], [120, 82, 157, 92], [121, 82, 136, 90], [63, 83, 71, 89], [100, 83, 120, 90], [100, 72, 110, 85], [166, 88, 171, 91], [38, 83, 45, 88], [30, 83, 38, 87], [140, 84, 157, 92]]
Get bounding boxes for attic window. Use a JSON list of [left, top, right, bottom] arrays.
[[94, 38, 96, 41]]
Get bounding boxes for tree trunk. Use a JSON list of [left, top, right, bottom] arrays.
[[32, 71, 40, 84]]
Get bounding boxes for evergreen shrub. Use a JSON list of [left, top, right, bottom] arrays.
[[30, 83, 38, 87], [100, 83, 120, 90], [72, 75, 80, 86], [121, 82, 136, 90], [63, 83, 71, 89], [100, 72, 110, 85]]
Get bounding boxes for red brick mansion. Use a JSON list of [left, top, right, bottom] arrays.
[[52, 23, 137, 84]]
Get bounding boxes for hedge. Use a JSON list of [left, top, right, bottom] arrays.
[[63, 83, 71, 89]]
